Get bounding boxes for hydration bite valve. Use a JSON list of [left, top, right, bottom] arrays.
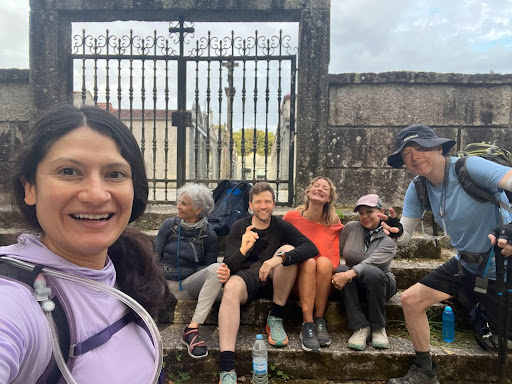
[[33, 273, 56, 312]]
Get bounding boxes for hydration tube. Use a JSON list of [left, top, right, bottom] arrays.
[[1, 256, 163, 384]]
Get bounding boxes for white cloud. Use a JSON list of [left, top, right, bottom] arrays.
[[1, 1, 512, 74]]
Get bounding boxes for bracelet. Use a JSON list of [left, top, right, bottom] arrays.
[[348, 277, 352, 283]]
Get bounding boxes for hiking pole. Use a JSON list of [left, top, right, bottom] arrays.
[[495, 245, 507, 384], [501, 248, 512, 383]]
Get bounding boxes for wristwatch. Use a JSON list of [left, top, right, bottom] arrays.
[[276, 251, 287, 264]]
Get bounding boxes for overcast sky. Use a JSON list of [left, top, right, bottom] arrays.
[[1, 0, 511, 74]]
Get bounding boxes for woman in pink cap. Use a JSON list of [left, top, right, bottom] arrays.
[[332, 194, 398, 351]]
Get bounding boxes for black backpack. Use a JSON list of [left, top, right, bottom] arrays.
[[207, 180, 251, 236]]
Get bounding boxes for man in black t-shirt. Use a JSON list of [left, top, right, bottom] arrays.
[[218, 182, 317, 384]]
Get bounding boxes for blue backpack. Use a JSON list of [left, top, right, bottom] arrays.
[[208, 180, 251, 236]]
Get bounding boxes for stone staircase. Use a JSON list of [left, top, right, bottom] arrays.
[[0, 205, 509, 383]]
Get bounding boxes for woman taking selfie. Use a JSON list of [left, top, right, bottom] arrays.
[[0, 104, 169, 384]]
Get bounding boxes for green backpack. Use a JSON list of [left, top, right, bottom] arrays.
[[456, 142, 512, 167]]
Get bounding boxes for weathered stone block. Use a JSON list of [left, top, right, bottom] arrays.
[[327, 167, 416, 208], [329, 83, 512, 127]]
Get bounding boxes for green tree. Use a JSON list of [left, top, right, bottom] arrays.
[[232, 129, 275, 156]]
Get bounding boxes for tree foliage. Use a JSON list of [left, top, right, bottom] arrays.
[[232, 129, 275, 156]]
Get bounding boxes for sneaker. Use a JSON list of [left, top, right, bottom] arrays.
[[372, 328, 390, 349], [387, 363, 440, 384], [300, 322, 320, 352], [265, 313, 289, 347], [219, 370, 237, 384], [347, 326, 371, 351], [181, 327, 208, 358], [314, 317, 331, 347]]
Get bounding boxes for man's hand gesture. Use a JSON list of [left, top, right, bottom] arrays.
[[240, 225, 259, 255]]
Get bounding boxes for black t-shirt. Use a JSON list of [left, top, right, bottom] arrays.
[[224, 215, 318, 273]]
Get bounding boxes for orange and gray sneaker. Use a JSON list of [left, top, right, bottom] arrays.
[[265, 312, 289, 347], [219, 370, 237, 384]]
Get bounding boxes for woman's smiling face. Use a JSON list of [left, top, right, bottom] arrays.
[[22, 126, 134, 269]]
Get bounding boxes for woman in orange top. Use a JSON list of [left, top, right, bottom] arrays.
[[283, 176, 343, 352]]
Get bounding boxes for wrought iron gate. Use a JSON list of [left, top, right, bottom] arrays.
[[71, 19, 297, 204]]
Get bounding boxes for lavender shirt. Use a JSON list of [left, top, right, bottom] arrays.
[[0, 234, 156, 384]]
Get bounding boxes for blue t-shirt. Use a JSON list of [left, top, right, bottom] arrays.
[[403, 156, 512, 278]]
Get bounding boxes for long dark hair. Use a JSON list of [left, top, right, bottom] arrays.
[[12, 103, 168, 315]]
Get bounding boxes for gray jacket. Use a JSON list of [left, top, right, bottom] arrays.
[[339, 221, 397, 281]]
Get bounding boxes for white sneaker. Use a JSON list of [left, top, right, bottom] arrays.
[[372, 328, 390, 349], [347, 326, 371, 350]]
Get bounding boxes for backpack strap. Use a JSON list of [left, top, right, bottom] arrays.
[[413, 175, 431, 211], [0, 258, 71, 384], [69, 311, 136, 358], [455, 157, 512, 215]]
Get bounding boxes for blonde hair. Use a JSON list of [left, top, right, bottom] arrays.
[[298, 176, 339, 226]]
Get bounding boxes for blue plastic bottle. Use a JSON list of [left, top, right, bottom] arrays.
[[252, 334, 268, 384], [442, 306, 455, 342]]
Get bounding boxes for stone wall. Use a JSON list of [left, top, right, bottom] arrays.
[[0, 69, 32, 203], [326, 71, 512, 208]]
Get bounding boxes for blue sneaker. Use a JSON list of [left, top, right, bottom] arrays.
[[265, 313, 289, 347], [219, 370, 237, 384]]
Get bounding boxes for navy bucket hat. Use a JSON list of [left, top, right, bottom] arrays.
[[387, 124, 456, 168]]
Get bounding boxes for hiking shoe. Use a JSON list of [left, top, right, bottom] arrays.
[[219, 370, 237, 384], [372, 328, 390, 349], [347, 326, 371, 351], [314, 317, 331, 347], [265, 313, 289, 347], [300, 322, 320, 352], [181, 327, 208, 358], [387, 363, 440, 384]]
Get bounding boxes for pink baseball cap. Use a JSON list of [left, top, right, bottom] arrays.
[[354, 194, 383, 212]]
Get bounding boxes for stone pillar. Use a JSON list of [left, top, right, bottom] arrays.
[[29, 8, 72, 119], [296, 7, 330, 202]]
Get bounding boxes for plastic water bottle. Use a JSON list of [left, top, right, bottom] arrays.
[[252, 334, 268, 384], [442, 306, 455, 342]]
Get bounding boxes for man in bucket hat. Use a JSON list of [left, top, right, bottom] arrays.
[[383, 124, 512, 384]]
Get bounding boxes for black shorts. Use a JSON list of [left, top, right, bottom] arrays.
[[420, 256, 500, 328], [235, 263, 273, 304]]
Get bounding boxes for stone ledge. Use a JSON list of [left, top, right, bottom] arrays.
[[329, 71, 512, 86], [160, 323, 506, 383], [0, 69, 29, 83]]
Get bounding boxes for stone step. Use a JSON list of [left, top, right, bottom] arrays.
[[160, 323, 507, 383], [158, 291, 452, 332]]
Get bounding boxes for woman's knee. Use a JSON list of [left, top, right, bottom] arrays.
[[316, 257, 333, 275], [206, 262, 221, 274], [300, 258, 317, 274]]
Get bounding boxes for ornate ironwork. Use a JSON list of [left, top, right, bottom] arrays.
[[71, 21, 297, 204]]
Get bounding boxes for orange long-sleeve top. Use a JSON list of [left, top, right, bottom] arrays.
[[283, 210, 343, 268]]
